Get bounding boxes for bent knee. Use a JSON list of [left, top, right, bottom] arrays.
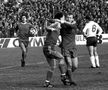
[[72, 65, 78, 69], [50, 65, 56, 71], [59, 59, 65, 65]]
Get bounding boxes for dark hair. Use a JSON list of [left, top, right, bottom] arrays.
[[54, 12, 63, 19], [85, 16, 91, 21], [21, 13, 28, 18], [19, 12, 28, 21]]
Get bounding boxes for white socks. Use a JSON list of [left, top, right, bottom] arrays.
[[90, 55, 100, 67], [90, 56, 96, 67], [95, 56, 100, 67]]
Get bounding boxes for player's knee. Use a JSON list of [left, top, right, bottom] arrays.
[[22, 49, 27, 54], [48, 69, 54, 74], [67, 59, 72, 67], [72, 57, 78, 68], [67, 61, 72, 69], [67, 66, 72, 70], [94, 51, 98, 56], [59, 55, 64, 60], [73, 63, 78, 69], [50, 65, 56, 71], [72, 66, 77, 72], [59, 59, 65, 65], [72, 65, 78, 70]]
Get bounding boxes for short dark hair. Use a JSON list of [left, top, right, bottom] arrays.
[[21, 13, 28, 18], [54, 12, 63, 19], [85, 16, 91, 21], [19, 12, 28, 21]]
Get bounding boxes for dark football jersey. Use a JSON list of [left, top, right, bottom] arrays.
[[16, 23, 33, 40], [60, 23, 77, 49], [44, 29, 60, 46]]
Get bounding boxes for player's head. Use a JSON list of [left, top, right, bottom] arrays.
[[85, 16, 91, 21], [54, 12, 65, 20], [66, 14, 74, 22], [20, 13, 28, 23]]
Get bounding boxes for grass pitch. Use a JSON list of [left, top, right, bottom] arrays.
[[0, 43, 107, 90]]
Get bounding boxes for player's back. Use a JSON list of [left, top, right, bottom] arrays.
[[83, 21, 99, 37]]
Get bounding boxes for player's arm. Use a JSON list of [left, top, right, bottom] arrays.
[[64, 20, 76, 25], [14, 24, 19, 37], [96, 24, 103, 44], [45, 20, 61, 31], [83, 24, 88, 38], [61, 20, 77, 29], [97, 24, 103, 36]]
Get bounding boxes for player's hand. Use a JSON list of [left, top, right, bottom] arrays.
[[71, 21, 76, 24], [60, 20, 65, 24], [14, 33, 18, 37], [97, 35, 102, 44]]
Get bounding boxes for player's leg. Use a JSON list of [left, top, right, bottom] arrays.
[[71, 57, 78, 72], [19, 41, 27, 67], [65, 56, 77, 86], [61, 49, 76, 85], [43, 46, 57, 87], [87, 46, 96, 68], [70, 49, 78, 72], [20, 45, 27, 67], [94, 46, 100, 68], [44, 58, 56, 87], [52, 51, 66, 75], [51, 50, 67, 85]]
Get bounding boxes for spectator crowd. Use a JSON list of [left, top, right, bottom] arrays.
[[0, 0, 108, 38]]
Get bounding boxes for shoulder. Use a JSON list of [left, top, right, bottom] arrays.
[[28, 23, 33, 27], [17, 22, 20, 26], [89, 21, 98, 25]]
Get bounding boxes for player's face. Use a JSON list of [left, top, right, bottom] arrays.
[[67, 15, 74, 22], [22, 16, 27, 23]]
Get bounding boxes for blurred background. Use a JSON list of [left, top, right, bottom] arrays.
[[0, 0, 108, 38]]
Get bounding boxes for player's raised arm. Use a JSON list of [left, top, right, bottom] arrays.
[[45, 20, 53, 31], [45, 19, 61, 31], [61, 14, 77, 29]]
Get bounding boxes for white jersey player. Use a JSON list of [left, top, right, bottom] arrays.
[[83, 21, 103, 38], [83, 18, 103, 68]]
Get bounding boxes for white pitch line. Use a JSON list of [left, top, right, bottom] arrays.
[[0, 61, 45, 70], [0, 55, 88, 70], [0, 65, 18, 70]]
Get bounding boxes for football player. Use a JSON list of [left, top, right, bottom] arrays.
[[43, 12, 66, 87], [60, 14, 78, 86], [83, 16, 103, 68], [14, 13, 35, 67]]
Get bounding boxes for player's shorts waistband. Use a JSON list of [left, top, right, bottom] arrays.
[[87, 36, 96, 38]]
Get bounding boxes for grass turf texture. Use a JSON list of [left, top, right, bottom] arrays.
[[0, 44, 107, 90]]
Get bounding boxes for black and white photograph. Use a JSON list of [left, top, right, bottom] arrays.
[[0, 0, 108, 90]]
